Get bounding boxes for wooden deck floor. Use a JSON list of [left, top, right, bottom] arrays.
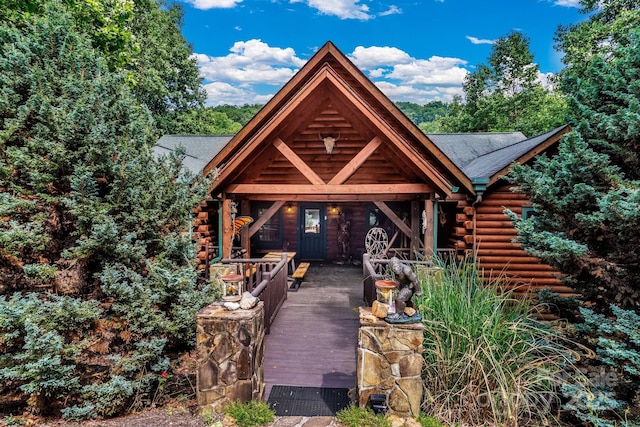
[[263, 262, 363, 398]]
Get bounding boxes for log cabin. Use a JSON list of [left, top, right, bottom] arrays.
[[155, 41, 572, 298]]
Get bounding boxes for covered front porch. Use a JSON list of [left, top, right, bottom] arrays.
[[228, 198, 449, 263]]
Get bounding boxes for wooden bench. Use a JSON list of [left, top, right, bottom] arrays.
[[289, 262, 310, 290]]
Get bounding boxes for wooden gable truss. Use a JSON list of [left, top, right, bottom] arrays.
[[200, 42, 474, 261]]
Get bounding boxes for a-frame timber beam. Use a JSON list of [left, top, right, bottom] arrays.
[[373, 201, 412, 239], [410, 200, 422, 259], [248, 201, 285, 238], [328, 136, 383, 185], [321, 68, 455, 197], [226, 183, 432, 195], [272, 138, 325, 185], [211, 66, 334, 184]]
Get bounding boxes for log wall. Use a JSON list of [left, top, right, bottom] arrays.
[[467, 184, 573, 297], [193, 196, 219, 274]]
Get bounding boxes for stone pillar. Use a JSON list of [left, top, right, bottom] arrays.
[[357, 307, 424, 417], [196, 302, 265, 413]]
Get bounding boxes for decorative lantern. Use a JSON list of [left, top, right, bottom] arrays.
[[374, 279, 399, 314], [220, 274, 243, 302]]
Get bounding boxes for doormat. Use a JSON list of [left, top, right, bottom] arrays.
[[266, 386, 351, 416]]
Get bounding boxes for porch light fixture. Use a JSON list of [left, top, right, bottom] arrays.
[[286, 203, 293, 213], [330, 204, 338, 214]]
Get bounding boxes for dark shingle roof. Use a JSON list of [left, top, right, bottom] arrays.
[[155, 125, 567, 184], [426, 132, 526, 179], [154, 135, 233, 174], [427, 126, 566, 180]]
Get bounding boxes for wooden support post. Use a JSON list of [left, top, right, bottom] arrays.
[[221, 198, 233, 259], [241, 199, 251, 258], [424, 197, 434, 259], [410, 200, 420, 260]]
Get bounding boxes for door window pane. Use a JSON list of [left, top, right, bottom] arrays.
[[304, 208, 321, 234]]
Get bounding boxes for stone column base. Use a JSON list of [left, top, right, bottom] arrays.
[[356, 307, 424, 417], [196, 302, 265, 413]]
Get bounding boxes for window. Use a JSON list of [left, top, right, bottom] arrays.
[[252, 204, 283, 249], [304, 208, 321, 234], [522, 206, 536, 220]]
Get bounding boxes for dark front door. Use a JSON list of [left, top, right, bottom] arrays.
[[298, 203, 326, 260]]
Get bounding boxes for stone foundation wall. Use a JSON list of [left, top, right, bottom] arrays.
[[196, 302, 265, 413], [357, 307, 424, 417]]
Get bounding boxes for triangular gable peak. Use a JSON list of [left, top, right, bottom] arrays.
[[205, 41, 472, 201]]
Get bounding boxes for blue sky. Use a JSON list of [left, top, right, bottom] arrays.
[[178, 0, 588, 106]]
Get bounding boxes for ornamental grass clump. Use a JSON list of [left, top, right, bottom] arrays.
[[413, 256, 574, 426]]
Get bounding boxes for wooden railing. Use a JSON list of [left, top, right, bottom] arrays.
[[220, 253, 288, 334]]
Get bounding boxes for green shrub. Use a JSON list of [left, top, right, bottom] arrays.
[[335, 405, 390, 427], [416, 413, 445, 427], [560, 304, 640, 426], [0, 1, 212, 420], [413, 256, 574, 426], [223, 400, 275, 427]]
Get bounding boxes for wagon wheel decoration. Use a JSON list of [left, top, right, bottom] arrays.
[[365, 227, 389, 259]]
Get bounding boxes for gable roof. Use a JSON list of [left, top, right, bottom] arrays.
[[427, 125, 570, 186], [202, 41, 470, 197], [154, 135, 232, 174], [155, 41, 570, 197]]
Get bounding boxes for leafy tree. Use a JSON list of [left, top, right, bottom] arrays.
[[167, 107, 243, 134], [213, 104, 263, 127], [438, 31, 568, 136], [0, 0, 206, 135], [396, 101, 449, 128], [0, 4, 215, 418], [129, 0, 206, 134]]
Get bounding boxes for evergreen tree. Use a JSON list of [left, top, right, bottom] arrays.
[[438, 31, 568, 136], [508, 2, 640, 422], [0, 4, 215, 417], [508, 1, 640, 313]]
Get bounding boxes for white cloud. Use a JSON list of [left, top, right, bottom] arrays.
[[379, 5, 402, 16], [387, 57, 469, 86], [466, 36, 495, 45], [349, 46, 412, 69], [375, 81, 463, 104], [183, 0, 242, 9], [553, 0, 581, 7], [203, 81, 255, 106], [196, 41, 471, 105], [537, 71, 556, 90], [349, 46, 469, 103], [289, 0, 372, 20], [194, 40, 305, 85]]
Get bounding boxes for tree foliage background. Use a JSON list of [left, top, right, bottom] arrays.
[[438, 31, 568, 137], [0, 0, 219, 419]]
